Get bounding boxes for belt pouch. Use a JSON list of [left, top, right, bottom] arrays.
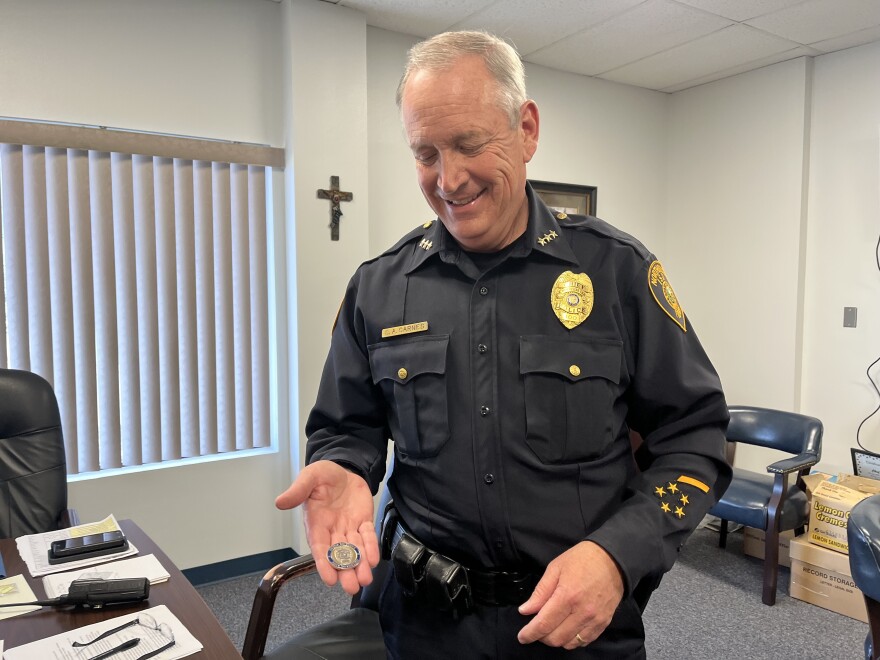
[[380, 505, 400, 561], [391, 533, 428, 596], [424, 553, 472, 611]]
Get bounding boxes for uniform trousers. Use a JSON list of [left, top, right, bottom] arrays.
[[377, 568, 647, 659]]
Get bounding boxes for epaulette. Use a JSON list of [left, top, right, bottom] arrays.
[[556, 213, 651, 260], [363, 219, 437, 265]]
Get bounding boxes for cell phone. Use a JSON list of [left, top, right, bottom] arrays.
[[48, 531, 128, 564]]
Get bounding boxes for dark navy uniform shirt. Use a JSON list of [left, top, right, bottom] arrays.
[[306, 185, 731, 595]]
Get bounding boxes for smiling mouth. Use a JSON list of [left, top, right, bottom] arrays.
[[445, 190, 485, 206]]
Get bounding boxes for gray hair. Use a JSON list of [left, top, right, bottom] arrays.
[[396, 30, 527, 127]]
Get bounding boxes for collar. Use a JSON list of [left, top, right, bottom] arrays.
[[404, 182, 580, 274]]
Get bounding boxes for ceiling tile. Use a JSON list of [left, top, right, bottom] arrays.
[[808, 24, 880, 52], [449, 0, 643, 55], [746, 0, 880, 45], [526, 0, 733, 76], [337, 0, 495, 37], [673, 0, 808, 22], [600, 24, 802, 90], [660, 46, 817, 92]]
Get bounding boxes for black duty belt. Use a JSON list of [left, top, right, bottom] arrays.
[[381, 507, 539, 612]]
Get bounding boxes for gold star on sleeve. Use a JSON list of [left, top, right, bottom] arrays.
[[674, 506, 686, 518], [667, 482, 679, 494], [654, 486, 666, 497], [680, 494, 689, 506], [661, 502, 671, 513]]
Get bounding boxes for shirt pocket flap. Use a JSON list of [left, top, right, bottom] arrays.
[[369, 335, 450, 385], [519, 336, 622, 384]]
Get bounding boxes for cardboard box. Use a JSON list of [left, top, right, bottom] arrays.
[[803, 472, 834, 499], [789, 535, 868, 622], [808, 475, 880, 554], [743, 528, 794, 567]]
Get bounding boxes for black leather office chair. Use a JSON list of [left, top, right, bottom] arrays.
[[0, 368, 77, 537], [708, 405, 822, 605], [242, 479, 391, 659], [848, 494, 880, 660]]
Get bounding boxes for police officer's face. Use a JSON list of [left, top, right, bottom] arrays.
[[401, 55, 539, 253]]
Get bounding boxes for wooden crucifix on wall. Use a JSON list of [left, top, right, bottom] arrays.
[[317, 176, 353, 241]]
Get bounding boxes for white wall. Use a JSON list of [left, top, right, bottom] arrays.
[[283, 0, 372, 554], [665, 58, 812, 473], [526, 63, 669, 253], [666, 43, 880, 476], [802, 41, 880, 472], [0, 0, 282, 146], [0, 0, 291, 569]]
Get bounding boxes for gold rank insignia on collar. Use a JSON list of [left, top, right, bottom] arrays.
[[537, 230, 558, 246], [550, 270, 593, 329], [648, 260, 686, 332], [418, 238, 433, 250], [653, 475, 710, 519], [556, 212, 568, 220]]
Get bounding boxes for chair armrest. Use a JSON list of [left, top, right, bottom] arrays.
[[767, 453, 818, 475], [241, 554, 319, 660]]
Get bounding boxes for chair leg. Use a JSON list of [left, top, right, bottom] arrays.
[[718, 519, 729, 548], [762, 473, 789, 606], [762, 525, 780, 606], [866, 597, 880, 660]]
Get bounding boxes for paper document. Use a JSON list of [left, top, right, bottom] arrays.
[[0, 575, 40, 620], [3, 604, 202, 660], [15, 515, 138, 578], [42, 554, 171, 599]]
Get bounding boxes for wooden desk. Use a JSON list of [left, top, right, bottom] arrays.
[[0, 519, 242, 658]]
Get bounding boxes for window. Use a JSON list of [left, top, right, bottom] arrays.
[[0, 122, 283, 475]]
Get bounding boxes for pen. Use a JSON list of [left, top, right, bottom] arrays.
[[86, 637, 140, 660]]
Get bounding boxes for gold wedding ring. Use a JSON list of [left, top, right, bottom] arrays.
[[576, 633, 586, 645]]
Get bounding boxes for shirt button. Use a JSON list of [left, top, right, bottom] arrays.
[[398, 368, 408, 380], [495, 540, 504, 549], [480, 406, 490, 416], [477, 344, 487, 354], [569, 364, 581, 377], [479, 286, 489, 295], [484, 473, 495, 484]]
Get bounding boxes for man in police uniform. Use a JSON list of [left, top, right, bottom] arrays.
[[277, 31, 731, 658]]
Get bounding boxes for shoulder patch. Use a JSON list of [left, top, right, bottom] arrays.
[[648, 261, 686, 332]]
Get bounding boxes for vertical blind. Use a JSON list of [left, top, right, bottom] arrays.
[[0, 144, 272, 474]]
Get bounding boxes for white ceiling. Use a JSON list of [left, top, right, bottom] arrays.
[[326, 0, 880, 92]]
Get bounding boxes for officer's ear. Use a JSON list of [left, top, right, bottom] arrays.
[[520, 100, 539, 163]]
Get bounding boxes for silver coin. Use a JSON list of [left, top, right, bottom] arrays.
[[327, 542, 361, 570]]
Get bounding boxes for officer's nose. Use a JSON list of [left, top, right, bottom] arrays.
[[437, 152, 467, 195]]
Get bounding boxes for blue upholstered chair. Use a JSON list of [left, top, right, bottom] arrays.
[[848, 494, 880, 660], [708, 405, 822, 605]]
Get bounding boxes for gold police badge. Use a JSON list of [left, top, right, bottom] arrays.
[[648, 260, 686, 332], [551, 271, 594, 329]]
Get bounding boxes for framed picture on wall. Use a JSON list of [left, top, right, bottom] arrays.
[[530, 179, 597, 216]]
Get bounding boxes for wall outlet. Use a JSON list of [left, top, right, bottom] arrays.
[[844, 307, 858, 328]]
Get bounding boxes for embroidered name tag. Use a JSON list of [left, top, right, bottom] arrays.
[[381, 321, 429, 338]]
